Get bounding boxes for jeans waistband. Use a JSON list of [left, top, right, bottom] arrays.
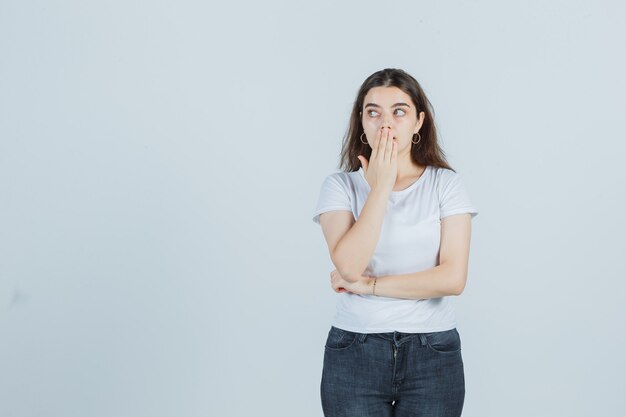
[[354, 331, 429, 347]]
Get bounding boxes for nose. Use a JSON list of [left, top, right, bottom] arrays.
[[380, 116, 393, 130], [380, 123, 392, 132]]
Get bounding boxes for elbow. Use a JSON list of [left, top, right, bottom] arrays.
[[450, 269, 468, 296], [452, 283, 465, 296], [331, 250, 364, 283], [332, 261, 362, 283], [337, 266, 362, 283]]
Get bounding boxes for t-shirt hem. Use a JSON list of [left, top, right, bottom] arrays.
[[331, 322, 457, 334]]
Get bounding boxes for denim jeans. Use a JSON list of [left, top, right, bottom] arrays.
[[320, 326, 465, 417]]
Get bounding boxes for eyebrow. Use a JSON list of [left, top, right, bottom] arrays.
[[364, 102, 411, 109]]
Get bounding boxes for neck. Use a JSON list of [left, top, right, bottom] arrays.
[[396, 156, 424, 179]]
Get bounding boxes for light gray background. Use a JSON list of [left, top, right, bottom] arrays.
[[1, 1, 625, 416]]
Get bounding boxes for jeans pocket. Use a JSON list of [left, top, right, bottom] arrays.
[[324, 326, 358, 351], [425, 328, 462, 354]]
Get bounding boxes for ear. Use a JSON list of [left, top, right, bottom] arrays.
[[414, 111, 425, 133]]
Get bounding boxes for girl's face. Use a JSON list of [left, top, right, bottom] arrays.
[[360, 86, 424, 154]]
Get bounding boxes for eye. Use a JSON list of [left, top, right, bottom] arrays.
[[366, 109, 407, 117]]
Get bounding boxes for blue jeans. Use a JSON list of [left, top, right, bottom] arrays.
[[320, 326, 465, 417]]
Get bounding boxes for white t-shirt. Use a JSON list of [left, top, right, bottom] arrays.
[[312, 165, 478, 333]]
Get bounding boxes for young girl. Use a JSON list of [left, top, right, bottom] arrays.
[[312, 68, 478, 417]]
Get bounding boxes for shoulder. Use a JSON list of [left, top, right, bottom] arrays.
[[430, 166, 461, 190], [431, 166, 458, 181], [320, 170, 358, 190]]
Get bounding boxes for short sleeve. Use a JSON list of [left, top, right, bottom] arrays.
[[438, 170, 479, 220], [312, 173, 353, 224]]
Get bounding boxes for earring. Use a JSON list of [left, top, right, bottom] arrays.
[[360, 132, 368, 144], [411, 132, 422, 145]]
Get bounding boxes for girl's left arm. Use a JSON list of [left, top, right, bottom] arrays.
[[332, 213, 473, 300]]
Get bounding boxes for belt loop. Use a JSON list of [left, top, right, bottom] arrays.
[[419, 334, 428, 346], [358, 333, 367, 343]]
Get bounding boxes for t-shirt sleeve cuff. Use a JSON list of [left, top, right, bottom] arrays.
[[440, 207, 478, 220], [312, 206, 353, 224]]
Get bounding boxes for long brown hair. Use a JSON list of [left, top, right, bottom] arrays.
[[339, 68, 454, 173]]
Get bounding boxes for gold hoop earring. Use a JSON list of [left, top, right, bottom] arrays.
[[360, 132, 368, 144], [411, 132, 422, 145]]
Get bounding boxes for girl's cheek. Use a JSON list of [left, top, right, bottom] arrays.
[[364, 120, 378, 129]]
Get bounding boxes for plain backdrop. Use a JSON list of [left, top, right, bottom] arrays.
[[1, 1, 625, 416]]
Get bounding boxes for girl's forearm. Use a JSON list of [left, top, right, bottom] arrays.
[[365, 264, 463, 300]]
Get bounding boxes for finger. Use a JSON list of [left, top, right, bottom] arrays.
[[359, 156, 368, 172], [377, 128, 387, 162], [385, 129, 393, 163], [370, 129, 380, 160]]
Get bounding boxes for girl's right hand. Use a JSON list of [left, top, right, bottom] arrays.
[[357, 127, 398, 193]]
